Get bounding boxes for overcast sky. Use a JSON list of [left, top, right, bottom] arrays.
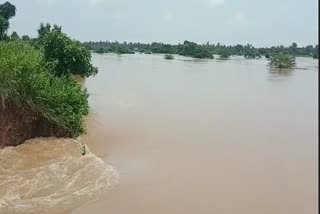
[[4, 0, 318, 47]]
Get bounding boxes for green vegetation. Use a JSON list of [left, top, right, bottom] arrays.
[[313, 53, 318, 59], [0, 2, 97, 147], [94, 47, 105, 54], [85, 40, 214, 59], [164, 54, 174, 60], [268, 53, 296, 69], [0, 41, 89, 146], [178, 41, 213, 59], [90, 41, 135, 54], [84, 41, 318, 59], [37, 23, 98, 77], [313, 45, 318, 59], [218, 50, 231, 59]]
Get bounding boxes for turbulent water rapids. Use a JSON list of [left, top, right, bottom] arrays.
[[0, 138, 119, 214]]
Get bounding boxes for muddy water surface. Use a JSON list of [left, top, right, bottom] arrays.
[[0, 139, 119, 214], [74, 54, 318, 214], [0, 54, 317, 214]]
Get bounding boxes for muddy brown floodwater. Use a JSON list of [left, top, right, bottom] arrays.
[[74, 54, 318, 214], [0, 54, 317, 214]]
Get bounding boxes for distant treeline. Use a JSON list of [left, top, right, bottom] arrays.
[[83, 40, 319, 59], [7, 29, 319, 59]]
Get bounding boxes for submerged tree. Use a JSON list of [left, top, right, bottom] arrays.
[[313, 45, 319, 59], [218, 49, 231, 59], [164, 54, 174, 60], [268, 53, 296, 68], [178, 40, 213, 59]]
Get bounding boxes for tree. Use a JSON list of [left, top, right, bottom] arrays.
[[0, 16, 9, 40], [305, 45, 314, 55], [0, 1, 15, 40], [38, 24, 98, 77], [179, 40, 213, 59], [0, 1, 16, 19], [37, 23, 62, 40], [291, 42, 297, 48], [10, 31, 19, 40], [268, 53, 296, 68], [313, 45, 318, 59], [219, 49, 231, 59], [94, 47, 105, 54], [21, 35, 30, 41]]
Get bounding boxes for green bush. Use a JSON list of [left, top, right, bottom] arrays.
[[219, 50, 231, 59], [179, 41, 213, 59], [39, 26, 98, 77], [94, 47, 105, 54], [164, 54, 174, 60], [0, 41, 89, 136], [268, 53, 296, 68]]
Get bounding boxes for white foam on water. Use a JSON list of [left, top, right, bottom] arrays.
[[0, 138, 119, 214]]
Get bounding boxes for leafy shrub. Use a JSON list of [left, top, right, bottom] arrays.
[[218, 50, 231, 59], [0, 41, 89, 138], [164, 54, 174, 60]]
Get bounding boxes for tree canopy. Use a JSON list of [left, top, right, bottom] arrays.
[[38, 24, 98, 77], [0, 1, 15, 40], [268, 53, 296, 69]]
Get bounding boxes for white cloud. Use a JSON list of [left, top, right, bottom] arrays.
[[207, 0, 225, 7]]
